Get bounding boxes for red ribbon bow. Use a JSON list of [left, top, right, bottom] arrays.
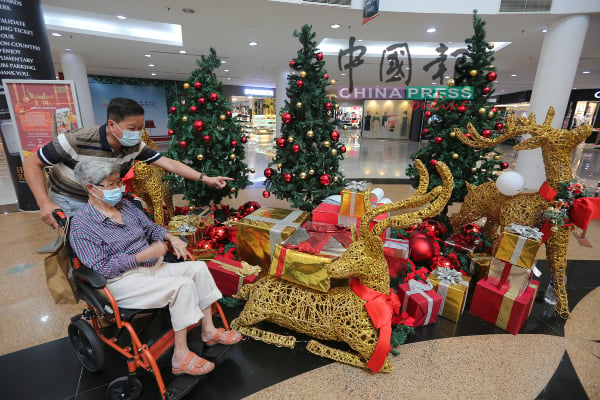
[[350, 278, 401, 372]]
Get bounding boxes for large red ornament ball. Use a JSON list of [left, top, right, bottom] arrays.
[[179, 140, 187, 148], [430, 159, 437, 166], [434, 136, 443, 144], [408, 231, 429, 241], [461, 223, 481, 235], [292, 144, 300, 153], [319, 174, 331, 186], [283, 173, 292, 182], [263, 190, 271, 198], [198, 97, 206, 105], [202, 135, 211, 143], [501, 162, 509, 169], [193, 120, 205, 131], [418, 219, 448, 239], [424, 111, 432, 118], [340, 146, 347, 153], [226, 110, 232, 118], [324, 73, 329, 79], [482, 86, 491, 94], [189, 105, 197, 113], [331, 130, 340, 141], [316, 52, 324, 61], [409, 237, 435, 264], [276, 137, 286, 147], [431, 255, 460, 270], [170, 106, 176, 114], [194, 81, 202, 89], [282, 112, 293, 124], [168, 129, 174, 136], [486, 71, 498, 82], [422, 128, 429, 135], [231, 140, 238, 147], [209, 92, 219, 101], [482, 129, 492, 138], [264, 168, 274, 178], [296, 80, 304, 88], [195, 238, 217, 250], [241, 136, 248, 144], [325, 102, 333, 110], [495, 122, 504, 131]]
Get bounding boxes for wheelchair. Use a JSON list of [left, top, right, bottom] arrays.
[[53, 206, 230, 400]]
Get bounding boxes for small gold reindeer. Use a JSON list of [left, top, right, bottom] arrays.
[[450, 107, 593, 318], [132, 129, 174, 225], [231, 160, 454, 372]]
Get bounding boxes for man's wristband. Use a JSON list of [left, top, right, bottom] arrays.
[[198, 172, 205, 182]]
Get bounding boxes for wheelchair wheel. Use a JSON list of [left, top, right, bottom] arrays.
[[107, 376, 142, 400], [68, 319, 105, 372]]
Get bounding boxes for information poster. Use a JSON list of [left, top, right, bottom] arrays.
[[3, 80, 82, 159]]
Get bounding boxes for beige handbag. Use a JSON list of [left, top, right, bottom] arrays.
[[44, 221, 79, 304]]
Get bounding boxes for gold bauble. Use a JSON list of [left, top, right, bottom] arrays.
[[488, 65, 495, 70], [478, 107, 487, 115], [181, 99, 186, 105], [308, 169, 315, 175], [287, 136, 294, 143], [494, 155, 501, 160], [469, 70, 478, 77], [335, 104, 339, 110], [183, 82, 190, 89], [196, 154, 204, 161], [300, 71, 307, 78], [231, 187, 237, 193], [306, 130, 314, 138], [446, 78, 455, 87], [330, 79, 337, 86], [488, 111, 495, 118], [334, 176, 339, 182], [219, 114, 227, 121], [452, 153, 459, 159], [327, 110, 332, 116], [331, 149, 338, 155], [487, 42, 495, 49], [229, 153, 236, 160], [296, 102, 302, 109], [471, 167, 477, 173], [299, 172, 307, 179], [277, 163, 283, 169], [182, 116, 188, 122], [450, 131, 456, 138], [322, 140, 331, 148]]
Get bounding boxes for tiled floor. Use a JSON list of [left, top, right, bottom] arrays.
[[1, 134, 599, 399]]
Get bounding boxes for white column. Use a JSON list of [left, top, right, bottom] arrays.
[[515, 14, 590, 189], [60, 52, 95, 126], [275, 68, 289, 136]]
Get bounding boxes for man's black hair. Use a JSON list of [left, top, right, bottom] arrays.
[[106, 98, 145, 122]]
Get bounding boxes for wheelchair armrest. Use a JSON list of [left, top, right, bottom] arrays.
[[73, 263, 107, 289]]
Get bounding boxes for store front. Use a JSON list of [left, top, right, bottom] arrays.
[[362, 99, 413, 140], [223, 85, 276, 143]]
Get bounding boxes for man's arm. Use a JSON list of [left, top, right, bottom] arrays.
[[152, 156, 233, 189], [23, 152, 60, 228]]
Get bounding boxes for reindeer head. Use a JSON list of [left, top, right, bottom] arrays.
[[328, 160, 454, 293]]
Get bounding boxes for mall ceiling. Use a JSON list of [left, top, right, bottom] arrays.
[[41, 0, 600, 97]]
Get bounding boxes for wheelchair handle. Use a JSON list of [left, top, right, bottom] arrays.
[[52, 209, 67, 228]]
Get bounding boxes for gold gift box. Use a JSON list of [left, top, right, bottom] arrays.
[[340, 189, 370, 218], [494, 229, 541, 270], [236, 208, 309, 273], [468, 253, 492, 282], [487, 258, 531, 297], [428, 272, 471, 323]]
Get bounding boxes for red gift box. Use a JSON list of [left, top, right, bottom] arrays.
[[397, 280, 442, 327], [384, 238, 409, 280], [206, 255, 259, 297], [312, 202, 388, 239], [469, 278, 539, 335]]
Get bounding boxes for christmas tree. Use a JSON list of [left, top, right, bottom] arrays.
[[406, 10, 506, 219], [165, 48, 251, 206], [264, 24, 346, 211]]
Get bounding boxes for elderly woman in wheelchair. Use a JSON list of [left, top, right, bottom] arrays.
[[69, 159, 241, 377]]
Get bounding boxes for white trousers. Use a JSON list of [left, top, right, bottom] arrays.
[[107, 260, 222, 331]]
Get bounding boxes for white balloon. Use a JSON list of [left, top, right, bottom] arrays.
[[496, 171, 525, 196]]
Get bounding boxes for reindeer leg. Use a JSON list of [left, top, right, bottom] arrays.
[[306, 340, 392, 373], [545, 228, 570, 319], [231, 308, 296, 348]]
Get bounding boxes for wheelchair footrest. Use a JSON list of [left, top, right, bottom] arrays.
[[164, 374, 202, 400]]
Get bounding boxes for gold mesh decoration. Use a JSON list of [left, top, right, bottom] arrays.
[[132, 128, 174, 225], [450, 107, 593, 318], [231, 160, 454, 373]]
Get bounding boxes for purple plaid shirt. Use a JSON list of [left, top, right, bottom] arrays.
[[69, 200, 167, 279]]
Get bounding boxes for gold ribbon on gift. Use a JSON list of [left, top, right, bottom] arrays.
[[496, 281, 539, 330], [209, 258, 261, 295]]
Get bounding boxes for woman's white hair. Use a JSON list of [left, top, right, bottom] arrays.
[[73, 159, 122, 187]]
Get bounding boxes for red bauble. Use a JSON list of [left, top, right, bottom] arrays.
[[196, 238, 217, 250], [179, 140, 187, 148], [324, 73, 329, 79], [283, 173, 292, 182], [264, 167, 274, 178], [319, 174, 331, 186], [408, 232, 429, 241], [418, 219, 448, 239], [231, 140, 238, 147], [340, 146, 346, 153], [482, 129, 492, 138], [209, 92, 219, 101], [491, 107, 498, 113], [226, 110, 232, 118], [409, 237, 435, 264], [202, 135, 211, 143], [495, 122, 504, 131], [457, 106, 467, 113], [289, 60, 296, 68], [486, 71, 497, 82], [482, 86, 491, 94], [198, 97, 206, 105], [263, 190, 271, 198], [424, 111, 432, 118], [241, 136, 248, 144], [296, 80, 304, 88], [325, 102, 333, 110], [431, 255, 460, 270], [501, 162, 509, 169], [422, 128, 429, 135], [461, 223, 481, 235], [189, 105, 197, 113], [170, 106, 176, 113], [292, 144, 300, 153], [282, 112, 293, 124], [434, 136, 443, 144], [465, 133, 472, 139], [430, 159, 437, 166], [331, 130, 340, 141], [193, 120, 205, 131], [168, 129, 174, 136], [208, 224, 229, 243], [316, 52, 324, 61], [194, 81, 202, 89], [276, 137, 286, 147]]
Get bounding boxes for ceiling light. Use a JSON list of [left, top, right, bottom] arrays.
[[511, 74, 517, 77], [542, 28, 547, 33], [145, 54, 151, 57], [51, 32, 62, 36], [357, 39, 363, 42], [426, 27, 437, 33], [582, 71, 591, 74], [432, 82, 437, 85], [182, 8, 195, 14], [151, 73, 157, 76], [179, 50, 187, 54], [340, 73, 347, 76], [221, 60, 226, 64], [116, 15, 127, 20], [148, 64, 155, 67], [330, 23, 341, 29], [224, 69, 230, 72], [227, 77, 231, 80], [64, 48, 71, 51], [248, 40, 258, 46]]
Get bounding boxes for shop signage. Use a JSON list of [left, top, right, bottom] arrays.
[[362, 0, 379, 25], [338, 86, 404, 100], [243, 87, 274, 97], [595, 90, 600, 99], [337, 86, 474, 100]]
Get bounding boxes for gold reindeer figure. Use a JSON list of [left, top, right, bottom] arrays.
[[132, 128, 174, 225], [449, 107, 593, 319], [231, 160, 453, 372]]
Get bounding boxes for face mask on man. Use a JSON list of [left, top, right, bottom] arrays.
[[111, 121, 141, 147], [92, 186, 123, 206]]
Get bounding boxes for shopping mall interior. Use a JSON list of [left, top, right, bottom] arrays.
[[1, 1, 600, 399]]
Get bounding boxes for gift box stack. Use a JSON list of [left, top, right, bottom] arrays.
[[469, 223, 543, 334]]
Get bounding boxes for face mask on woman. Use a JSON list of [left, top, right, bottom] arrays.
[[111, 121, 141, 147], [92, 186, 123, 206]]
